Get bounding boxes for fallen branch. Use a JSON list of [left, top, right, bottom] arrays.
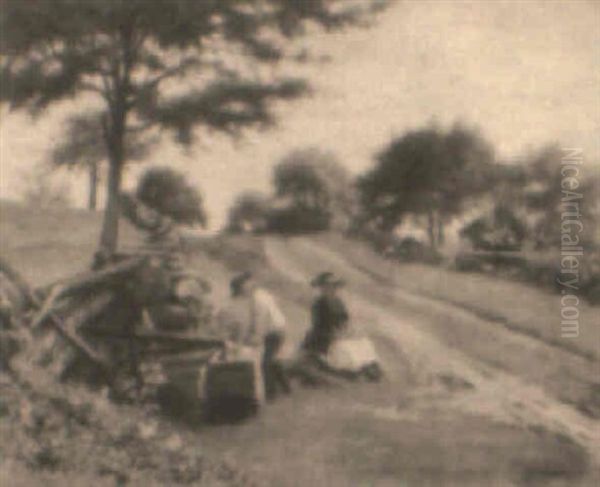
[[30, 285, 64, 329]]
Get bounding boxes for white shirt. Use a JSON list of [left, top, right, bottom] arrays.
[[250, 288, 286, 335], [217, 288, 286, 348]]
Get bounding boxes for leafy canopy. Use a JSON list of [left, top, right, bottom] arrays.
[[273, 147, 353, 208], [1, 0, 388, 148], [136, 166, 207, 226], [359, 124, 496, 230], [226, 191, 271, 233], [0, 0, 387, 251]]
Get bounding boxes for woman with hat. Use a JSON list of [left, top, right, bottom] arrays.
[[299, 271, 383, 384], [302, 271, 349, 356]]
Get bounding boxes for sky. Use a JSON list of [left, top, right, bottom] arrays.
[[1, 0, 598, 229]]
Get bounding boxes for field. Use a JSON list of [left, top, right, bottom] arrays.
[[1, 202, 599, 486]]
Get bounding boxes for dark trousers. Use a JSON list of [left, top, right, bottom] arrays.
[[262, 332, 291, 400]]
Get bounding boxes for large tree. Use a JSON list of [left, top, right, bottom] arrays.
[[272, 147, 356, 229], [358, 125, 495, 248], [50, 113, 104, 210], [1, 0, 386, 253], [274, 152, 328, 210]]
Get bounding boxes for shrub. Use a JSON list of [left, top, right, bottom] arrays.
[[226, 192, 270, 234], [392, 237, 444, 264], [460, 205, 527, 251], [136, 167, 206, 226]]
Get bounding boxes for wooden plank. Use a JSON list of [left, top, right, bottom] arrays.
[[24, 285, 108, 370], [30, 285, 64, 329], [46, 256, 144, 299], [86, 329, 225, 349]]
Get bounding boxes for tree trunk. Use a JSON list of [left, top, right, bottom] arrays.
[[88, 161, 98, 210], [99, 160, 122, 254], [99, 106, 126, 255], [98, 27, 134, 255], [427, 211, 437, 249]]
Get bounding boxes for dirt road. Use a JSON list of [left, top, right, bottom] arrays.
[[260, 237, 600, 482]]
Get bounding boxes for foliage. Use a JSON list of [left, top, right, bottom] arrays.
[[226, 191, 270, 233], [274, 154, 327, 208], [522, 145, 599, 249], [271, 147, 356, 232], [1, 364, 252, 485], [461, 205, 528, 251], [358, 124, 496, 247], [1, 0, 387, 252], [136, 167, 206, 226], [388, 237, 443, 264], [50, 111, 157, 209]]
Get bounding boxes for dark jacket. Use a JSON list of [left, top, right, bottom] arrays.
[[303, 295, 349, 354]]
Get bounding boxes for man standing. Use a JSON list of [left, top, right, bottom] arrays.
[[228, 271, 291, 401]]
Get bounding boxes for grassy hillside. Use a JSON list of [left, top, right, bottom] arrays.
[[0, 200, 142, 285]]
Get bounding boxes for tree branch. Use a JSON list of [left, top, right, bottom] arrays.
[[136, 56, 201, 93]]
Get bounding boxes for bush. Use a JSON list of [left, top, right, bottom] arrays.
[[136, 167, 206, 226], [226, 192, 270, 234], [460, 205, 527, 251], [266, 206, 331, 234], [392, 237, 443, 264], [456, 251, 531, 277]]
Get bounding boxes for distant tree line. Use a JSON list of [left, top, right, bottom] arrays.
[[357, 124, 496, 249], [224, 128, 599, 303], [232, 125, 493, 244], [227, 147, 357, 234], [227, 125, 599, 258]]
